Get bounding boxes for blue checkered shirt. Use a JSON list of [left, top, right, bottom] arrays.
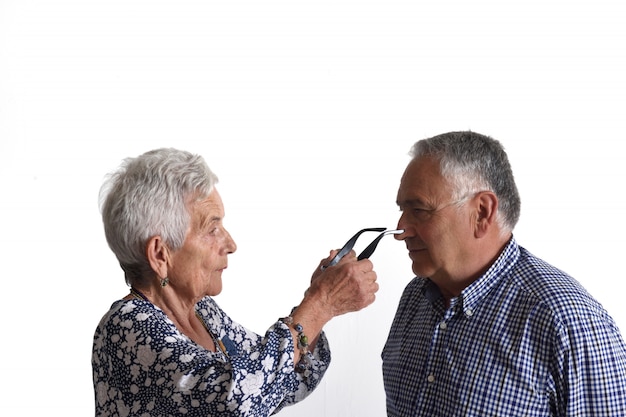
[[382, 237, 626, 416]]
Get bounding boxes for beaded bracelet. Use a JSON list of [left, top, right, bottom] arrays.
[[281, 315, 313, 378]]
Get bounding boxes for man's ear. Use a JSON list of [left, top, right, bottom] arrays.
[[475, 191, 498, 238], [146, 236, 170, 280]]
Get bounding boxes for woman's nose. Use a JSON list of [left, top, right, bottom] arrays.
[[224, 230, 237, 254]]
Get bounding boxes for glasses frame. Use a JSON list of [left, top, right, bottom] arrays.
[[321, 227, 404, 270]]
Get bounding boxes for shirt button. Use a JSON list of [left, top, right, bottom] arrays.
[[427, 374, 435, 383], [439, 322, 447, 330], [466, 308, 473, 317]]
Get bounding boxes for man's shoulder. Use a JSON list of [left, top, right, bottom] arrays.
[[508, 247, 608, 323]]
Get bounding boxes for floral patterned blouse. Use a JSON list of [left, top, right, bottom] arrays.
[[92, 296, 331, 416]]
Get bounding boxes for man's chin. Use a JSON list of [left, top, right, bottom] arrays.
[[411, 263, 433, 279]]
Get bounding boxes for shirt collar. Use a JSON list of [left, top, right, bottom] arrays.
[[456, 236, 520, 317]]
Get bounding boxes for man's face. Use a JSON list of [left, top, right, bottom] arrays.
[[395, 156, 476, 286]]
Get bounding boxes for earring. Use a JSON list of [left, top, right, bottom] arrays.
[[160, 277, 169, 287]]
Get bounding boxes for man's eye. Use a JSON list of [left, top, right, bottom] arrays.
[[413, 208, 434, 220], [398, 206, 428, 214]]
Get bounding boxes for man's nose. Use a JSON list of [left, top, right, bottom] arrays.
[[395, 215, 411, 240]]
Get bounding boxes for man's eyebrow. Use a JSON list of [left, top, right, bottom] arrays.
[[199, 214, 222, 230], [397, 198, 426, 207]]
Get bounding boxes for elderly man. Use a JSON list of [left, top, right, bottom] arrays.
[[382, 131, 626, 416]]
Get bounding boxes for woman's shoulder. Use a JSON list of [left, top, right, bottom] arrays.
[[196, 296, 240, 333], [196, 296, 227, 322], [97, 298, 171, 332]]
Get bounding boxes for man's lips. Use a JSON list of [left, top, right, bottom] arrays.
[[407, 248, 426, 256], [407, 246, 425, 252]]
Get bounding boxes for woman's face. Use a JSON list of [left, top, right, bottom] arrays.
[[168, 188, 237, 297]]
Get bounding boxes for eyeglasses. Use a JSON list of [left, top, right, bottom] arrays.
[[321, 227, 404, 270], [399, 191, 484, 223]]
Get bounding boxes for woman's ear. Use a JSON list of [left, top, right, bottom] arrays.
[[146, 236, 170, 280], [475, 191, 498, 238]]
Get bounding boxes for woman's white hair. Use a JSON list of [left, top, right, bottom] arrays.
[[99, 148, 218, 285]]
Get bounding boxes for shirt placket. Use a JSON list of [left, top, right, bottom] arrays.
[[421, 300, 460, 416]]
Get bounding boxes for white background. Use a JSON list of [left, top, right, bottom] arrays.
[[1, 0, 625, 416]]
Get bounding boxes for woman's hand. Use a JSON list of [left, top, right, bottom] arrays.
[[300, 251, 378, 325], [288, 251, 378, 368], [310, 249, 340, 283]]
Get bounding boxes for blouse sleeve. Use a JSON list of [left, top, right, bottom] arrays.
[[198, 297, 331, 414], [92, 298, 331, 417]]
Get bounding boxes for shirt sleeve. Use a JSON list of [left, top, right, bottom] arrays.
[[92, 299, 331, 417], [549, 306, 626, 416]]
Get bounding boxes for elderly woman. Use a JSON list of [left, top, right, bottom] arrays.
[[92, 148, 378, 416]]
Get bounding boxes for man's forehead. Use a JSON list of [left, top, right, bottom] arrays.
[[397, 158, 453, 203]]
